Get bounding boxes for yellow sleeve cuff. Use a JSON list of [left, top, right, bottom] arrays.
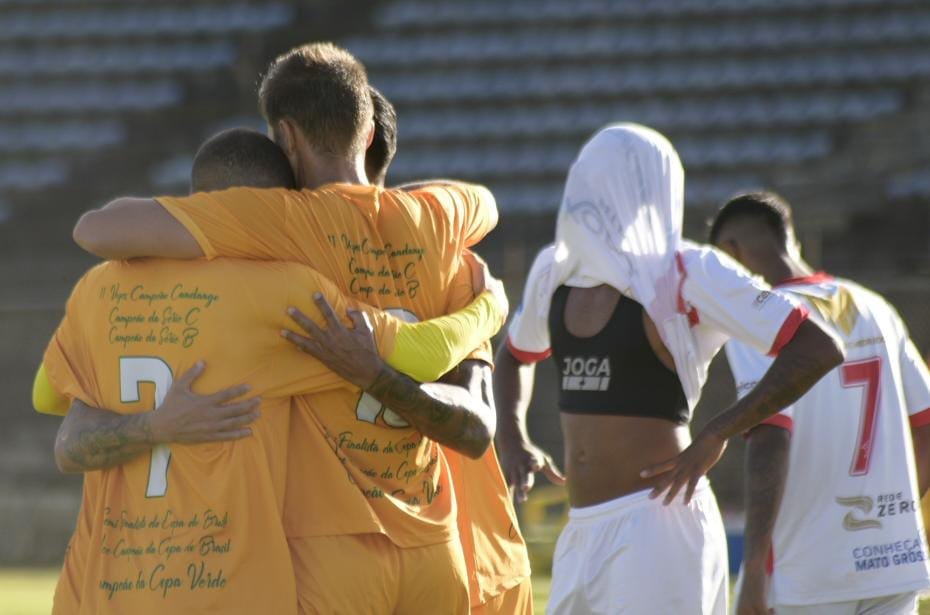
[[387, 290, 503, 382], [33, 362, 70, 416]]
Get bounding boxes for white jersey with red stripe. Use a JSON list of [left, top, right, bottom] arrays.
[[506, 243, 806, 403], [726, 273, 930, 605]]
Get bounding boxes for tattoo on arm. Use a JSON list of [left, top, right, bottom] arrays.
[[742, 426, 790, 569], [56, 402, 155, 473], [365, 360, 494, 459], [708, 320, 843, 440]]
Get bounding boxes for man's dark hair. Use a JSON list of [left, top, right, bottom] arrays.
[[708, 190, 795, 246], [259, 42, 373, 159], [191, 128, 296, 193], [366, 85, 397, 186]]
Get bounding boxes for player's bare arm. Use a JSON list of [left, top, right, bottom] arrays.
[[912, 423, 930, 496], [283, 295, 495, 459], [643, 318, 843, 504], [738, 424, 790, 615], [54, 362, 260, 473], [494, 344, 564, 502], [368, 360, 495, 459], [73, 197, 202, 259], [55, 401, 157, 474]]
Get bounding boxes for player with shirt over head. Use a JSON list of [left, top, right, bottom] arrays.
[[494, 124, 845, 614], [711, 191, 930, 615]]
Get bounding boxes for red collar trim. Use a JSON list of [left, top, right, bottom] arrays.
[[774, 271, 833, 288]]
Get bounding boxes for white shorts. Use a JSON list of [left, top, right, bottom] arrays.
[[548, 477, 728, 615], [771, 592, 918, 615]]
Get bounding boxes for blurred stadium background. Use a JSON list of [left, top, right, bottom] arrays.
[[2, 0, 930, 611]]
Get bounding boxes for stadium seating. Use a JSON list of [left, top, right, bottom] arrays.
[[336, 0, 930, 210], [887, 168, 930, 199], [2, 0, 928, 213], [0, 4, 293, 40], [0, 1, 290, 208], [0, 81, 182, 114], [377, 0, 919, 28]]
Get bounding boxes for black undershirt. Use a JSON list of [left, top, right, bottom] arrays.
[[548, 285, 689, 425]]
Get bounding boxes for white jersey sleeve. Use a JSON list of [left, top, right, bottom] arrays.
[[505, 244, 556, 364], [680, 245, 808, 356], [724, 338, 795, 432]]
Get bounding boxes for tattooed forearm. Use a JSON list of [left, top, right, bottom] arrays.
[[55, 401, 155, 473], [707, 320, 843, 440], [365, 361, 495, 459], [742, 425, 790, 569]]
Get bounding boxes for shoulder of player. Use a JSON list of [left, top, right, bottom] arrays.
[[391, 181, 493, 209], [678, 241, 766, 292], [528, 243, 556, 276], [70, 261, 129, 295], [678, 241, 738, 273], [385, 185, 453, 214], [521, 243, 557, 298], [782, 276, 887, 309]]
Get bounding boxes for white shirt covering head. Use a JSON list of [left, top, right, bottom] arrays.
[[727, 275, 930, 605], [507, 123, 809, 415]]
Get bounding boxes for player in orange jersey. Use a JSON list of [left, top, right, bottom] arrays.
[[40, 257, 500, 615], [37, 128, 506, 614], [72, 43, 501, 613], [362, 84, 533, 614]]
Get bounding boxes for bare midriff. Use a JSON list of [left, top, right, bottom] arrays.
[[560, 285, 691, 508], [561, 413, 690, 507]]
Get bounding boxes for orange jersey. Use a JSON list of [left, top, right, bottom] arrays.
[[43, 258, 401, 615], [443, 261, 532, 606], [158, 183, 496, 548]]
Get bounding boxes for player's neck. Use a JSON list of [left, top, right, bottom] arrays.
[[765, 254, 815, 287], [298, 155, 369, 190]]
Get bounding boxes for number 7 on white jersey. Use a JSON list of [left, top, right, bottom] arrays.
[[841, 357, 882, 476], [119, 357, 173, 497]]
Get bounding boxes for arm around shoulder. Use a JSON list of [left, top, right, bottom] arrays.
[[73, 197, 203, 259], [407, 181, 499, 245]]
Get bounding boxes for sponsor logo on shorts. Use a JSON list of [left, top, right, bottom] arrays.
[[561, 356, 610, 391]]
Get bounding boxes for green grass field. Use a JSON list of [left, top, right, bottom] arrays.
[[2, 568, 927, 613]]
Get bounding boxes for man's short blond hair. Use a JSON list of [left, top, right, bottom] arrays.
[[259, 42, 373, 158]]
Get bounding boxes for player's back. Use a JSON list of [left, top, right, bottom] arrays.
[[160, 184, 493, 318], [157, 183, 497, 547], [44, 258, 359, 615], [726, 274, 930, 604]]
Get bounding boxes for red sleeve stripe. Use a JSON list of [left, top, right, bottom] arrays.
[[767, 306, 810, 357], [761, 414, 794, 432], [910, 407, 930, 428], [506, 337, 551, 364], [743, 414, 793, 439]]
